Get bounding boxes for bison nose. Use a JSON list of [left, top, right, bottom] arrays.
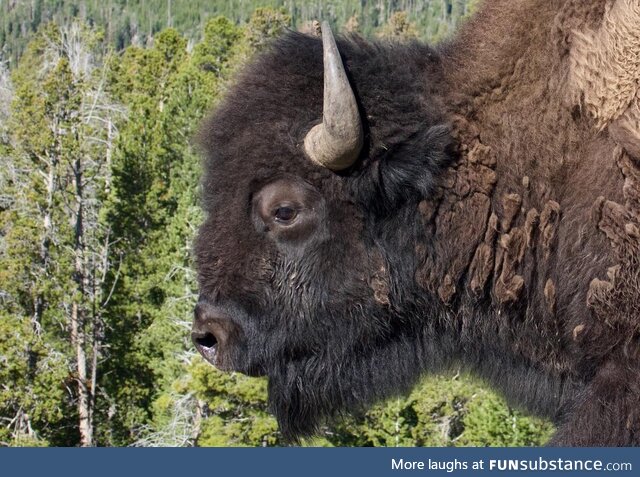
[[192, 301, 232, 368]]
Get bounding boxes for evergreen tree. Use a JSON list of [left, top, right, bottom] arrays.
[[0, 22, 122, 446], [99, 16, 245, 446], [377, 11, 418, 40], [1, 0, 475, 64], [97, 27, 191, 446]]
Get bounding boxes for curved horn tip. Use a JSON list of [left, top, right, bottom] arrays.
[[304, 21, 364, 171]]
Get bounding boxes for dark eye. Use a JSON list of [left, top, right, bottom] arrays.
[[273, 205, 297, 223]]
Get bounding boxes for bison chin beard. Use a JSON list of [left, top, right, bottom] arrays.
[[266, 323, 447, 442]]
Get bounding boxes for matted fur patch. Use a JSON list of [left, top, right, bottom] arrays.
[[568, 0, 640, 130]]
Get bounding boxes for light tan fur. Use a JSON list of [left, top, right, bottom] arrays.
[[569, 0, 640, 130]]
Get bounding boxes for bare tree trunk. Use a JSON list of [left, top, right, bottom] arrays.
[[28, 133, 60, 388], [91, 113, 115, 400], [33, 155, 55, 335], [72, 302, 93, 446], [71, 155, 93, 447]]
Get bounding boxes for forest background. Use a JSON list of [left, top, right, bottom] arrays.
[[0, 0, 554, 447]]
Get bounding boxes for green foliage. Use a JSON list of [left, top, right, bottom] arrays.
[[244, 8, 292, 51], [314, 373, 553, 447], [0, 311, 66, 446], [94, 13, 247, 446], [1, 0, 474, 65], [1, 21, 117, 446], [457, 387, 555, 446], [377, 12, 418, 40], [191, 360, 280, 447]]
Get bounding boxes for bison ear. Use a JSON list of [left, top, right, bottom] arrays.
[[352, 124, 453, 212]]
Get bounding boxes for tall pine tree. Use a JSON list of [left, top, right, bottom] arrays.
[[0, 22, 123, 446]]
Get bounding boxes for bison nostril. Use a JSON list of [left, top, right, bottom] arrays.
[[192, 301, 236, 369], [195, 332, 217, 349], [192, 330, 220, 367]]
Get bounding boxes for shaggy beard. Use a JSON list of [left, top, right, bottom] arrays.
[[267, 362, 332, 441], [266, 330, 436, 442], [267, 360, 378, 441]]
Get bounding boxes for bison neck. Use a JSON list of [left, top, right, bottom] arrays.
[[408, 0, 639, 417]]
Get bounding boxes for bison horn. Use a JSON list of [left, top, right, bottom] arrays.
[[304, 21, 363, 171]]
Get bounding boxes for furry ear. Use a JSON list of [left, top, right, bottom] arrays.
[[352, 124, 454, 213]]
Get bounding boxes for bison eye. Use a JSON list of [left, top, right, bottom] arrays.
[[252, 177, 324, 240], [273, 205, 297, 223]]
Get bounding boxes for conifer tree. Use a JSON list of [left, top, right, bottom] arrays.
[[99, 18, 246, 446], [97, 27, 192, 446], [0, 22, 123, 446], [377, 11, 418, 40]]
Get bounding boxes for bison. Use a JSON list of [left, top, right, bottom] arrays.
[[191, 0, 640, 446]]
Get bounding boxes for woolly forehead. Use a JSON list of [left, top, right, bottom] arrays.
[[197, 32, 443, 204], [198, 33, 329, 207]]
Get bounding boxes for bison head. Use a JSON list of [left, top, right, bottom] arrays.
[[193, 24, 453, 439]]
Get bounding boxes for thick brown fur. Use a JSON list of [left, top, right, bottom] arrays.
[[194, 0, 640, 446], [434, 0, 640, 445]]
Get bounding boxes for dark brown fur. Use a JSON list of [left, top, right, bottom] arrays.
[[194, 0, 640, 445]]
